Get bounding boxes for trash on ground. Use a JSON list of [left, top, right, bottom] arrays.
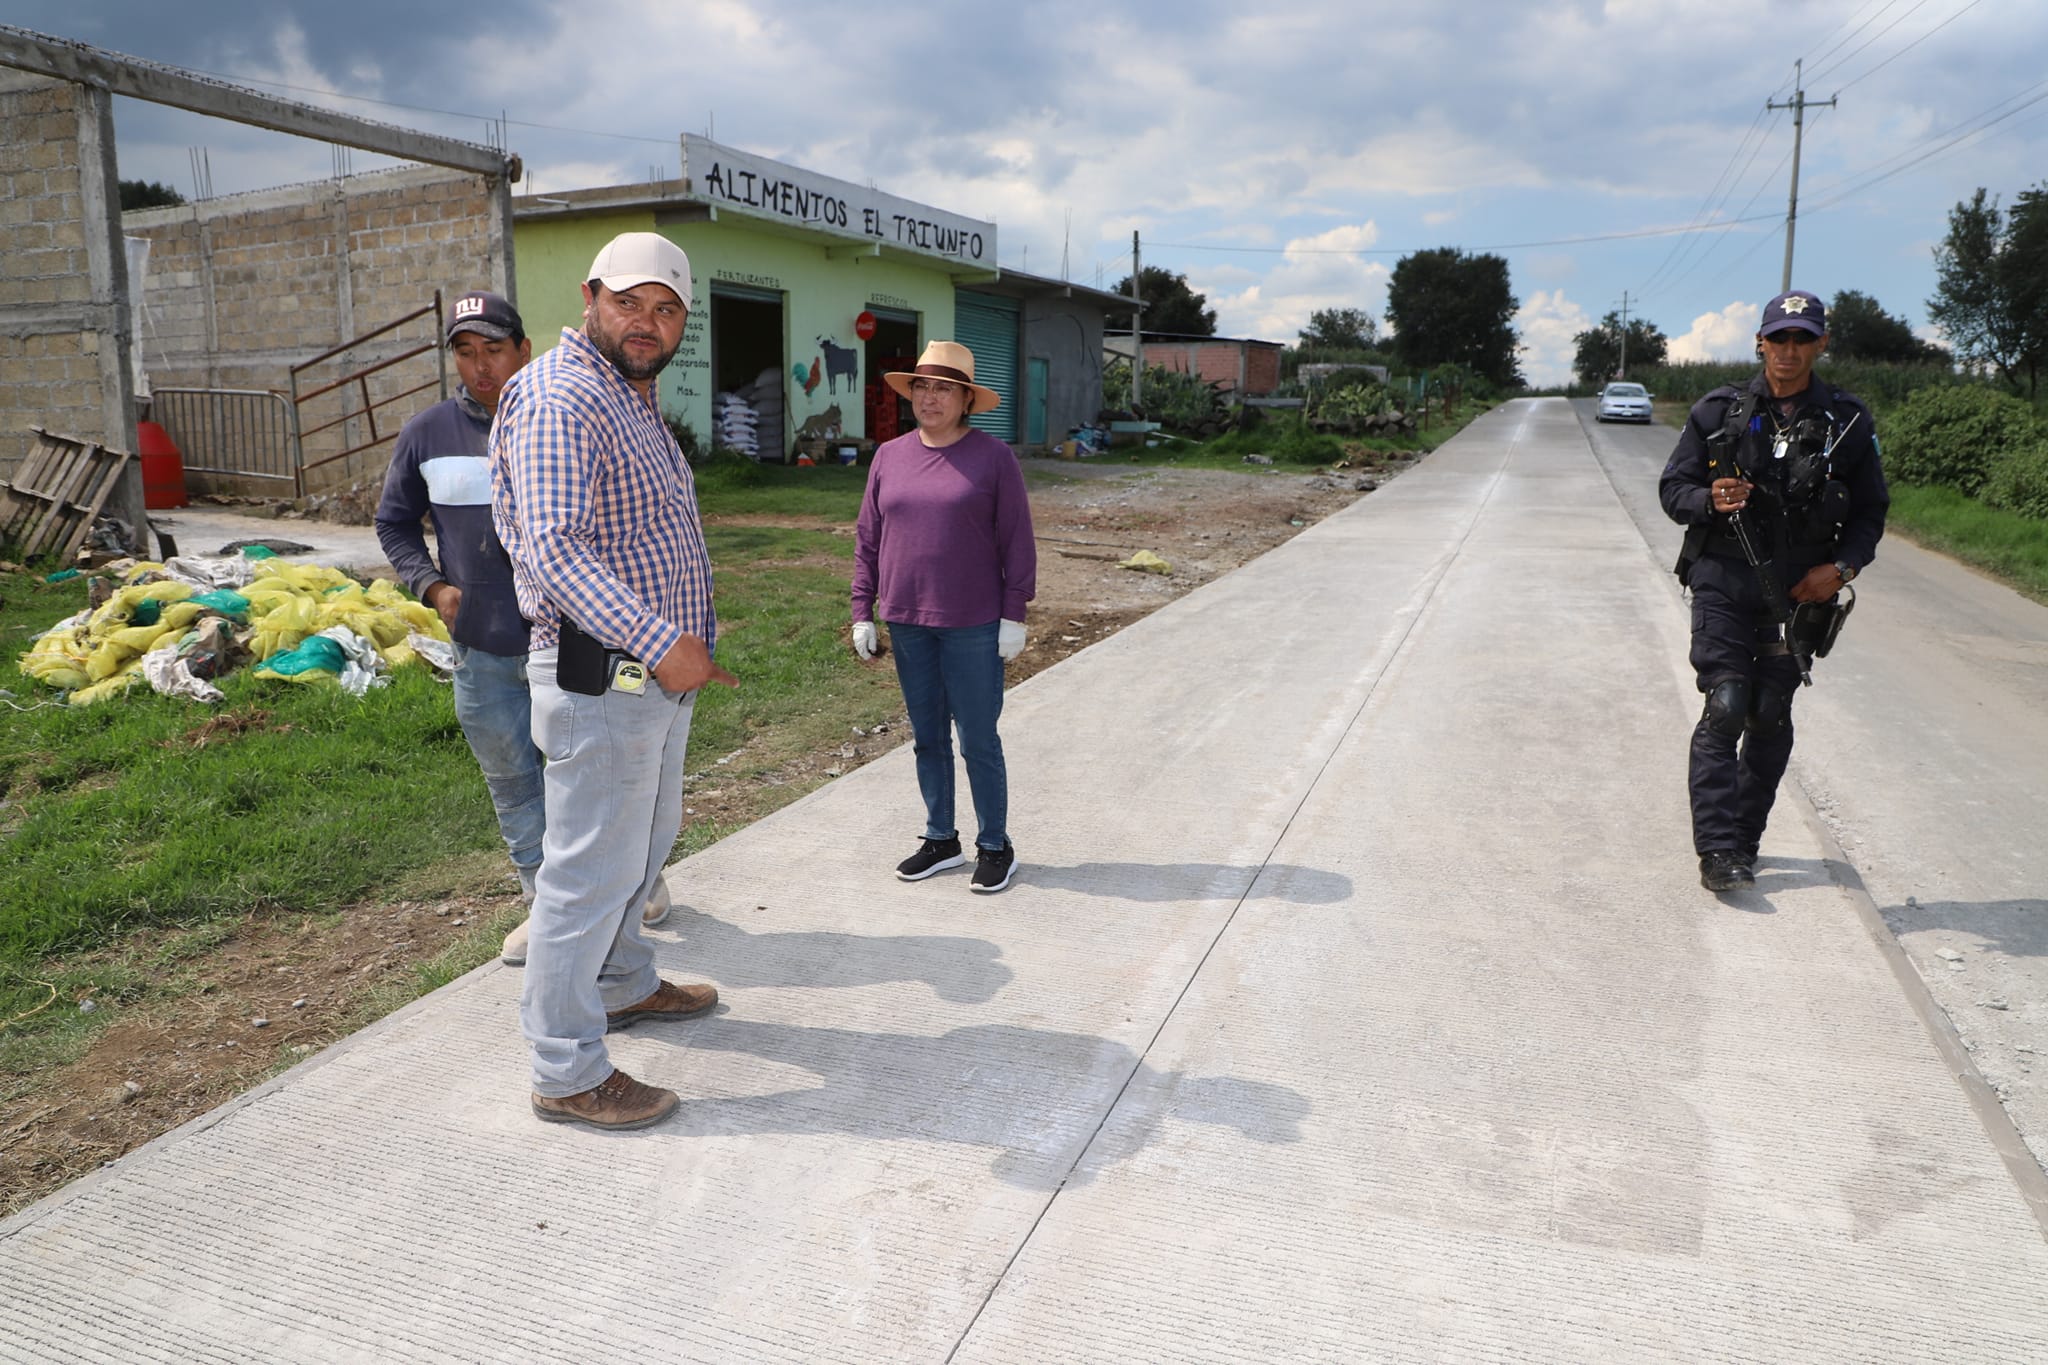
[[17, 551, 451, 706], [1118, 549, 1171, 574]]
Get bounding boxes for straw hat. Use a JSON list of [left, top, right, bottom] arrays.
[[882, 340, 1000, 414]]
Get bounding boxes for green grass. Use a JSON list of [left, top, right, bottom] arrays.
[[690, 525, 904, 784], [1886, 484, 2048, 604], [691, 452, 867, 518], [0, 596, 498, 1019], [0, 469, 892, 1036], [2, 408, 1502, 1046], [1057, 397, 1494, 473]]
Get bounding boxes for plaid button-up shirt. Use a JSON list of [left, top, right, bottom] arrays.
[[490, 327, 716, 661]]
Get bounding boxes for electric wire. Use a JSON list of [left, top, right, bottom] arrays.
[[148, 64, 676, 147], [1636, 119, 1788, 300], [1634, 106, 1782, 299], [1805, 0, 1941, 89], [1797, 0, 1898, 76], [1827, 0, 1985, 93], [1803, 0, 1926, 86]]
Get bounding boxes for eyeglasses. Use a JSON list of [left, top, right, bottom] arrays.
[[908, 379, 965, 396], [1761, 332, 1822, 348]]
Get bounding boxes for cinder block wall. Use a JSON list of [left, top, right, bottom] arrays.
[[125, 164, 505, 495], [1246, 345, 1281, 396], [0, 71, 140, 536]]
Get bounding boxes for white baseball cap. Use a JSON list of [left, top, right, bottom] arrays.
[[586, 232, 693, 311]]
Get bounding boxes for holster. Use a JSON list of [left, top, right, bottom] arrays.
[[557, 615, 636, 697], [1674, 522, 1709, 586], [1787, 586, 1855, 661]]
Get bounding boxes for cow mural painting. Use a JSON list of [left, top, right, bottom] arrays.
[[817, 336, 859, 395]]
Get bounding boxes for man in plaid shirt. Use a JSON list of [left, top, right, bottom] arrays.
[[492, 232, 737, 1131]]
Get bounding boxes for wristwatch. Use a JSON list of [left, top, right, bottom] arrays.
[[1833, 559, 1858, 583]]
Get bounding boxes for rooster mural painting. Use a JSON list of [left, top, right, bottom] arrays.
[[793, 356, 823, 397]]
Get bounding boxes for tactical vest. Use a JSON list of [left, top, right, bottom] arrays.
[[1678, 383, 1853, 581]]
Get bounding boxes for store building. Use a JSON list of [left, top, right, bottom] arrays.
[[513, 137, 1127, 460]]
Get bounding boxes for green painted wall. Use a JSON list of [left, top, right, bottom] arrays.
[[512, 210, 964, 457], [512, 210, 655, 351]]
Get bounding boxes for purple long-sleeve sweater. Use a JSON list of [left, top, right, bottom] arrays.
[[852, 428, 1036, 628]]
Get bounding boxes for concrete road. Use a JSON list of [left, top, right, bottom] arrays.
[[143, 506, 398, 578], [4, 399, 2045, 1361], [1582, 401, 2048, 1174]]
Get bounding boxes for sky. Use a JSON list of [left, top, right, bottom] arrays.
[[10, 1, 2047, 386]]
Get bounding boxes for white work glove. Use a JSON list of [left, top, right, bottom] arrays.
[[852, 620, 878, 660], [997, 619, 1027, 661]]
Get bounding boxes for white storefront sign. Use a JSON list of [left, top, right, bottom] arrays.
[[679, 135, 996, 266]]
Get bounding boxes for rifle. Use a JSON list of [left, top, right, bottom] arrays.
[[1722, 410, 1863, 686], [1723, 503, 1812, 686]]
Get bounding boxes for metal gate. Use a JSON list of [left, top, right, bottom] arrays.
[[289, 292, 447, 494], [150, 388, 297, 489], [954, 290, 1019, 442]]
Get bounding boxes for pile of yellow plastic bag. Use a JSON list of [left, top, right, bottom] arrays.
[[18, 558, 453, 706]]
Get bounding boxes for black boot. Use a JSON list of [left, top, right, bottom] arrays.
[[1700, 850, 1756, 892]]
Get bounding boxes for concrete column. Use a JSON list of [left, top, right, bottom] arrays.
[[76, 80, 145, 548]]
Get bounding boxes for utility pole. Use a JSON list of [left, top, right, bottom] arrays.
[[1617, 290, 1630, 379], [1767, 59, 1836, 293], [1130, 231, 1143, 413]]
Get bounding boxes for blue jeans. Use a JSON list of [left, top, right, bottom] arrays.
[[450, 643, 545, 887], [886, 620, 1008, 852], [520, 647, 698, 1097]]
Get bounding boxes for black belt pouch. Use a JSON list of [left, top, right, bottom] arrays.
[[557, 615, 614, 697]]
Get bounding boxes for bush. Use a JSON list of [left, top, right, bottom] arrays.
[[1982, 439, 2048, 520], [1880, 384, 2041, 496], [663, 413, 706, 463], [1199, 423, 1349, 466], [1102, 360, 1229, 434], [1635, 358, 1959, 413]]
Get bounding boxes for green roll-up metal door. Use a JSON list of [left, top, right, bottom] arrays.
[[953, 291, 1019, 441]]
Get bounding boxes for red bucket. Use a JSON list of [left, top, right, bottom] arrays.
[[138, 419, 187, 509]]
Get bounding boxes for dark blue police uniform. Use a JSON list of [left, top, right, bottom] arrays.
[[1658, 295, 1887, 888]]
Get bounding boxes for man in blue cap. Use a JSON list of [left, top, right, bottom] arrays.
[[1658, 289, 1890, 893], [376, 290, 672, 949]]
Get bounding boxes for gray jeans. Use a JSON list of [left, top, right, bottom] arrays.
[[520, 646, 698, 1097]]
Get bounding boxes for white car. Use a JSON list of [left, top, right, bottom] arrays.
[[1596, 382, 1653, 423]]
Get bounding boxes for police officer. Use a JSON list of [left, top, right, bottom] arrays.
[[1659, 289, 1889, 892]]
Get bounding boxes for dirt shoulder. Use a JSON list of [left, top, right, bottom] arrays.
[[0, 455, 1403, 1217]]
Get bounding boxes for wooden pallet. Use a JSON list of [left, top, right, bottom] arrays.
[[0, 427, 133, 563]]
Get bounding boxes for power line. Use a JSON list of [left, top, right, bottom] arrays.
[[1640, 146, 1796, 303], [1635, 106, 1781, 298], [1804, 82, 2048, 213], [1830, 0, 1987, 94], [141, 63, 675, 147], [1805, 0, 1940, 88], [1143, 214, 1785, 259], [1637, 115, 1786, 299]]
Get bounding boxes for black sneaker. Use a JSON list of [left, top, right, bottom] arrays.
[[970, 843, 1017, 893], [897, 836, 965, 881], [1699, 850, 1756, 892]]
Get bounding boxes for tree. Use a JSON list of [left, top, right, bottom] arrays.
[[1571, 312, 1668, 386], [1825, 289, 1947, 364], [119, 179, 185, 210], [1111, 266, 1217, 336], [1384, 247, 1522, 387], [1297, 307, 1378, 351], [1927, 185, 2048, 397]]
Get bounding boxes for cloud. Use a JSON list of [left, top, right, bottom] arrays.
[[1668, 301, 1760, 363], [15, 0, 2048, 394], [1207, 223, 1390, 342], [1514, 289, 1591, 388]]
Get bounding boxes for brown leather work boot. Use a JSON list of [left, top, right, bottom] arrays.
[[531, 1068, 679, 1130], [606, 979, 718, 1031]]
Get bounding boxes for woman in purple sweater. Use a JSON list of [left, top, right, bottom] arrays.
[[851, 341, 1037, 892]]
